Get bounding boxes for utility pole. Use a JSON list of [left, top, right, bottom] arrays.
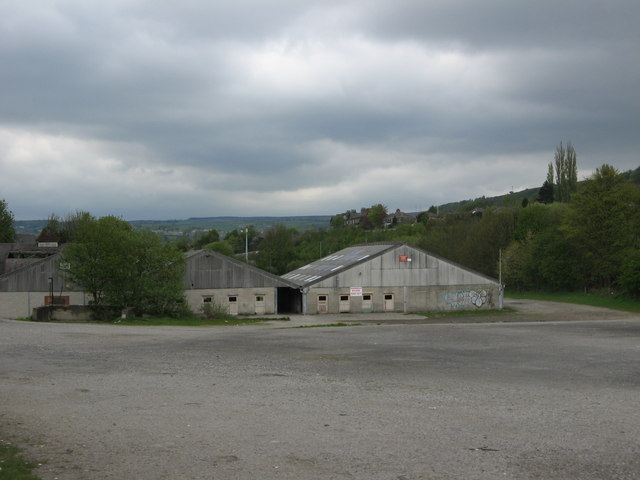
[[244, 227, 249, 262]]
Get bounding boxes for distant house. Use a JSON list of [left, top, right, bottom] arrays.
[[282, 242, 502, 314], [340, 207, 416, 229], [383, 209, 416, 228], [36, 233, 60, 248], [343, 208, 370, 227]]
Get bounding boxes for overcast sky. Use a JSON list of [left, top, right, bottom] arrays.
[[1, 1, 639, 220]]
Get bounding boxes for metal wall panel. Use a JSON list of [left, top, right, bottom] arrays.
[[0, 254, 72, 292], [312, 245, 498, 289]]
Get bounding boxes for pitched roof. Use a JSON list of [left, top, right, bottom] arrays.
[[282, 242, 401, 287], [186, 249, 299, 289]]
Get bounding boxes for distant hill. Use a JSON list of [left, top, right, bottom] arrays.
[[13, 166, 639, 236], [437, 187, 540, 214], [13, 216, 333, 236], [130, 216, 333, 237], [438, 166, 637, 213]]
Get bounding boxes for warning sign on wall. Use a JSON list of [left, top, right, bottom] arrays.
[[399, 255, 409, 262], [350, 287, 363, 297]]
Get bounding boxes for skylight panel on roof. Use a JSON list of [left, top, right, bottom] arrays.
[[331, 265, 344, 271]]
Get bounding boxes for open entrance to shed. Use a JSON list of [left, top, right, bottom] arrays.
[[277, 287, 302, 314]]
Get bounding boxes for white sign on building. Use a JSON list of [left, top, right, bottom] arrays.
[[350, 287, 363, 297]]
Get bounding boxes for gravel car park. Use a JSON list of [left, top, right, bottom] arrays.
[[1, 300, 639, 480]]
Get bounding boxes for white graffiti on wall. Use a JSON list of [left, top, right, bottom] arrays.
[[441, 289, 489, 309]]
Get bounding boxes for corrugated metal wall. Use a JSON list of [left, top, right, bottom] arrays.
[[185, 251, 294, 289], [0, 254, 73, 292], [314, 245, 498, 288]]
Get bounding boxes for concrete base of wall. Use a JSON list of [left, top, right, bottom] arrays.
[[32, 305, 123, 322], [33, 305, 93, 322], [0, 291, 87, 319], [304, 284, 501, 314]]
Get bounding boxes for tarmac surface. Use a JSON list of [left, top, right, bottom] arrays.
[[1, 299, 639, 479]]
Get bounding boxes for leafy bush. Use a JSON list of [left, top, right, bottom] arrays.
[[618, 252, 640, 298], [200, 300, 229, 319]]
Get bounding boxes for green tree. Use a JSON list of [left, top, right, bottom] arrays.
[[513, 203, 556, 242], [224, 226, 259, 256], [255, 224, 296, 274], [193, 229, 220, 249], [107, 230, 186, 316], [618, 251, 640, 298], [0, 198, 16, 242], [546, 162, 555, 186], [205, 240, 234, 256], [38, 211, 92, 243], [330, 214, 345, 229], [537, 180, 554, 204], [502, 203, 581, 291], [565, 164, 640, 290], [553, 141, 578, 203], [61, 215, 187, 316], [367, 204, 388, 229], [61, 215, 127, 305], [418, 209, 516, 277]]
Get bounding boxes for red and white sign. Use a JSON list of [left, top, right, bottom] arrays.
[[399, 255, 409, 262], [350, 287, 363, 297]]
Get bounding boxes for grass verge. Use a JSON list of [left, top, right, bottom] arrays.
[[506, 291, 640, 313], [417, 308, 516, 318], [114, 316, 290, 326], [292, 323, 360, 328], [0, 441, 40, 480]]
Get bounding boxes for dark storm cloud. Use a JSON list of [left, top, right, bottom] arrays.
[[1, 0, 638, 219], [360, 1, 639, 49]]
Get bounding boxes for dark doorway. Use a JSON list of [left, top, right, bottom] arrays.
[[277, 287, 302, 314]]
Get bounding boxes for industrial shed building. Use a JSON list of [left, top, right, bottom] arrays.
[[281, 242, 502, 314], [0, 250, 301, 319], [184, 250, 300, 315], [0, 253, 86, 319]]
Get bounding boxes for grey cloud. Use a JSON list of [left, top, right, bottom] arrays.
[[1, 1, 638, 219], [358, 1, 640, 50]]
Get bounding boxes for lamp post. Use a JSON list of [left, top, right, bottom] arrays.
[[48, 276, 53, 303]]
